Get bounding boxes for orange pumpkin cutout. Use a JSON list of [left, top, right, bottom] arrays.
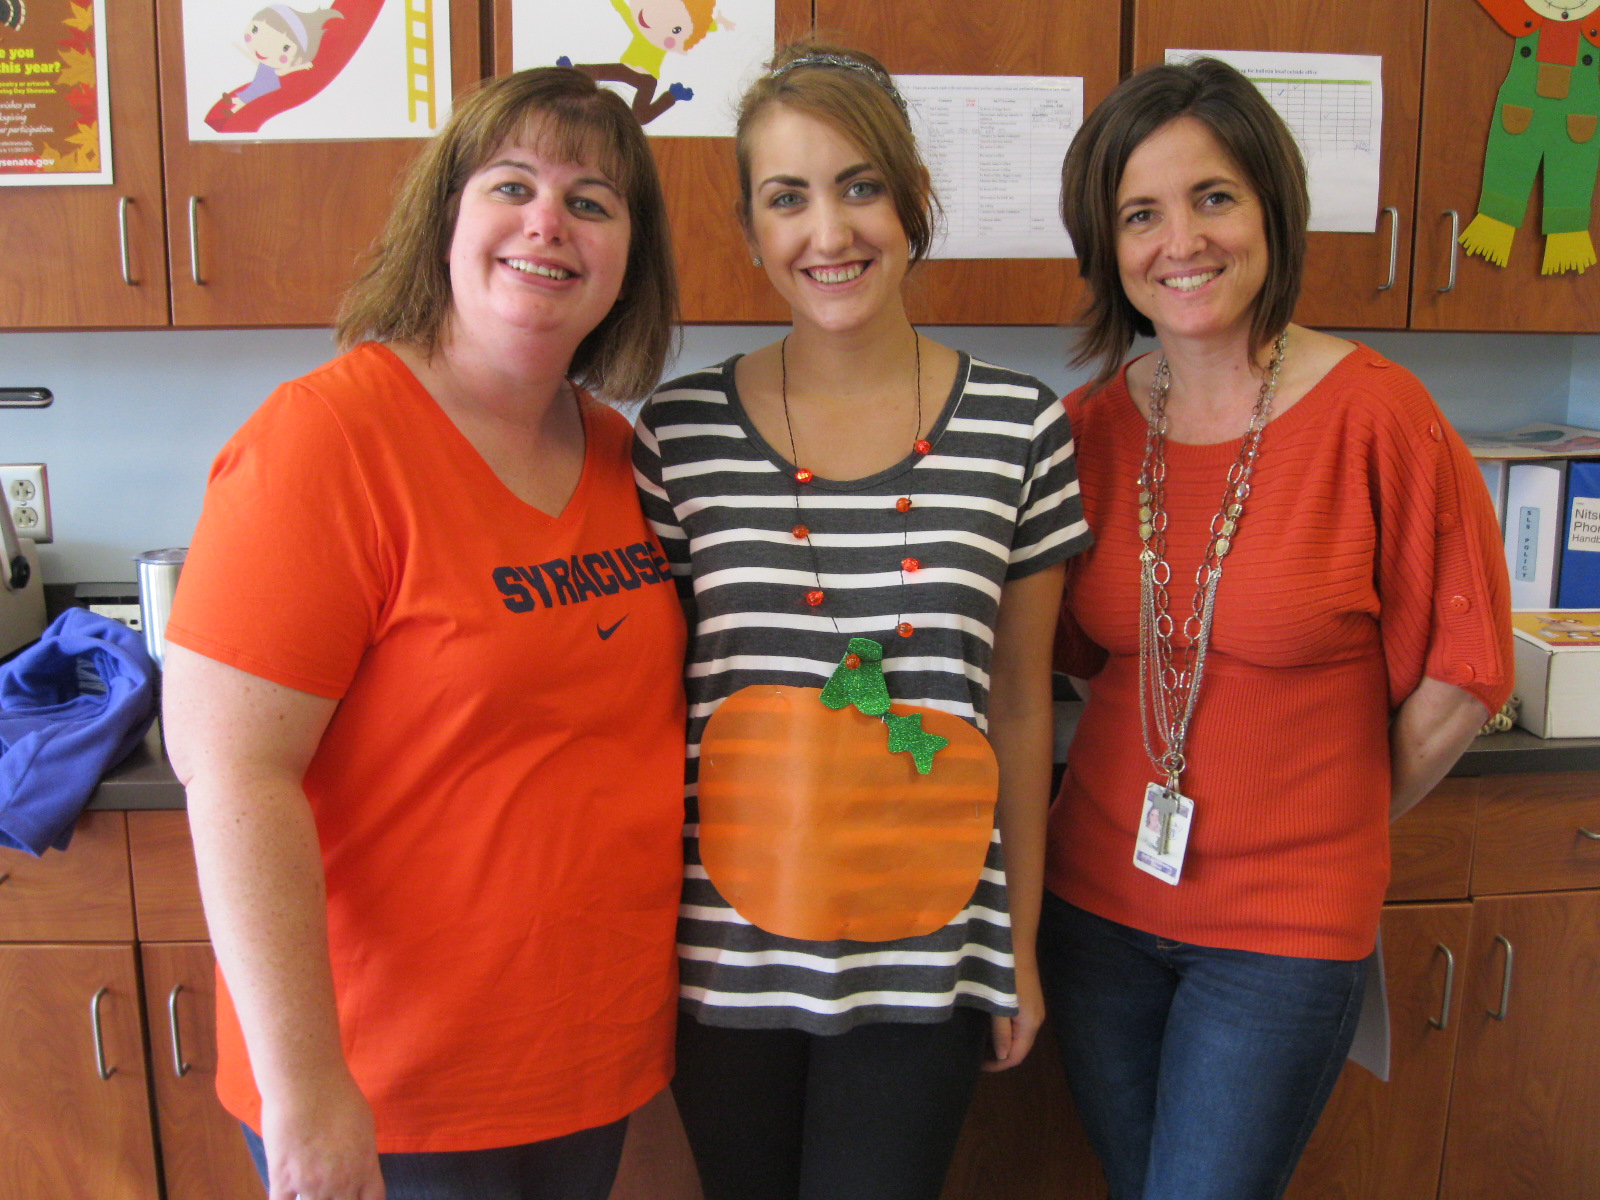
[[698, 684, 999, 943]]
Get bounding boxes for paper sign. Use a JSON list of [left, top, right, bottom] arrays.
[[183, 0, 453, 142], [0, 0, 113, 186], [900, 75, 1083, 260], [1167, 49, 1384, 233], [510, 0, 775, 137]]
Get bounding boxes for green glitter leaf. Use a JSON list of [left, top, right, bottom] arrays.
[[819, 637, 890, 716], [883, 711, 950, 775]]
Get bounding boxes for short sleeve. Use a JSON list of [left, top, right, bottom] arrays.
[[165, 382, 387, 699], [631, 400, 693, 602], [1367, 372, 1513, 714], [1007, 388, 1093, 581]]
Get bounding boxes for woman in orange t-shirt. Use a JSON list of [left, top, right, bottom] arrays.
[[1041, 59, 1512, 1200], [162, 70, 686, 1200]]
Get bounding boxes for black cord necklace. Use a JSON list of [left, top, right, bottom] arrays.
[[777, 332, 950, 773]]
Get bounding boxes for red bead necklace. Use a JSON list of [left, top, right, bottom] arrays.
[[779, 332, 927, 643]]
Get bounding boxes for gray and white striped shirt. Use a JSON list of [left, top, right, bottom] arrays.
[[633, 352, 1091, 1033]]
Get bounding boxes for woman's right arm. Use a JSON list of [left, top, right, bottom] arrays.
[[163, 645, 385, 1200]]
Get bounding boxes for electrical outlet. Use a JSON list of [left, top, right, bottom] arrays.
[[0, 464, 51, 544]]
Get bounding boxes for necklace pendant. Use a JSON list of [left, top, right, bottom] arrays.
[[1215, 536, 1232, 557], [901, 557, 921, 573], [896, 496, 913, 513], [896, 622, 914, 638], [821, 637, 890, 716], [913, 439, 932, 456], [795, 468, 815, 485], [1139, 522, 1154, 541], [805, 589, 826, 607], [792, 524, 810, 540]]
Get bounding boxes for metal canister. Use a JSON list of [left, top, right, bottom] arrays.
[[134, 548, 187, 669]]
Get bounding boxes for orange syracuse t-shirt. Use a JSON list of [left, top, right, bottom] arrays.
[[166, 343, 687, 1152]]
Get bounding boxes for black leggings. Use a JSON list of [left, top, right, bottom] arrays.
[[672, 1008, 991, 1200]]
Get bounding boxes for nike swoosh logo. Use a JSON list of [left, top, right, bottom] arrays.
[[597, 616, 628, 640]]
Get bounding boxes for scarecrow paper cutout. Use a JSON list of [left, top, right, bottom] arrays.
[[1459, 0, 1600, 275], [558, 0, 733, 125]]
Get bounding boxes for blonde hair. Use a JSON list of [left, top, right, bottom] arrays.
[[682, 0, 717, 51], [336, 68, 678, 401], [734, 40, 938, 263]]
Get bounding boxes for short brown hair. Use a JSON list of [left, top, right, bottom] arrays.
[[337, 68, 677, 401], [734, 40, 938, 264], [1060, 57, 1308, 389]]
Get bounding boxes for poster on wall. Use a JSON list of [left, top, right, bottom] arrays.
[[510, 0, 775, 137], [0, 0, 114, 187], [182, 0, 452, 142]]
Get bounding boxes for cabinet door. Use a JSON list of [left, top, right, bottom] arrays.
[[1440, 890, 1600, 1199], [0, 943, 159, 1200], [1472, 770, 1600, 895], [939, 1023, 1107, 1200], [0, 0, 169, 327], [155, 0, 481, 327], [1131, 0, 1424, 331], [0, 812, 133, 942], [1412, 0, 1600, 330], [142, 942, 262, 1200], [1388, 777, 1477, 902], [1283, 902, 1471, 1200], [821, 0, 1121, 325], [127, 809, 209, 942], [491, 0, 812, 326]]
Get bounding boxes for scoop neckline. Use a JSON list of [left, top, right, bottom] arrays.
[[715, 350, 974, 491]]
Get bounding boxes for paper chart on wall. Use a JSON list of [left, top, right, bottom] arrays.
[[510, 0, 775, 137], [0, 0, 114, 186], [183, 0, 453, 142], [1167, 49, 1383, 234], [900, 75, 1083, 260]]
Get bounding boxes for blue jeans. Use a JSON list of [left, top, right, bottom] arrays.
[[241, 1116, 627, 1200], [1037, 893, 1366, 1200]]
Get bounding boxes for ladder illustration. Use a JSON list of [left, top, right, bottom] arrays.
[[405, 0, 436, 127]]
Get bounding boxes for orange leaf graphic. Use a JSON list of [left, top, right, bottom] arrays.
[[59, 48, 95, 89], [65, 2, 94, 32]]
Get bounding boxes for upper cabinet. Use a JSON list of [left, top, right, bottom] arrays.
[[1411, 0, 1600, 331], [2, 1, 169, 327], [1131, 0, 1425, 331], [154, 0, 481, 327], [817, 0, 1121, 325]]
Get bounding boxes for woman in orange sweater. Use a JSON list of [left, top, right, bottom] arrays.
[[1041, 59, 1512, 1200]]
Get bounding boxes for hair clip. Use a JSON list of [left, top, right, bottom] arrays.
[[768, 53, 910, 121]]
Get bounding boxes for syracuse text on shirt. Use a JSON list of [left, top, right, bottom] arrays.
[[491, 541, 674, 613]]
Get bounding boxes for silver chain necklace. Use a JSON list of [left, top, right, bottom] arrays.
[[1137, 330, 1288, 794]]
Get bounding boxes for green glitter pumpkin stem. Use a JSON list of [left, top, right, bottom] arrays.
[[820, 639, 948, 773]]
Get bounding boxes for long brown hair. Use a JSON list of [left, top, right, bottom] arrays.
[[734, 40, 939, 264], [337, 68, 678, 401], [1060, 57, 1308, 390]]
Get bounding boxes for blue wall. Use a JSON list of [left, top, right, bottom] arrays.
[[0, 326, 1586, 582]]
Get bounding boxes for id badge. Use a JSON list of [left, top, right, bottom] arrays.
[[1132, 782, 1194, 886]]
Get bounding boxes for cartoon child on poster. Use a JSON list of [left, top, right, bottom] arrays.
[[560, 0, 733, 125], [1459, 0, 1600, 275], [229, 5, 343, 111]]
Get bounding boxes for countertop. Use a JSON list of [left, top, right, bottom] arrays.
[[92, 711, 1600, 811]]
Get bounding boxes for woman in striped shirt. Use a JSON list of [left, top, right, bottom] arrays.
[[633, 40, 1091, 1200]]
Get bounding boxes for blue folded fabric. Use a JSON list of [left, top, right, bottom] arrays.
[[0, 608, 158, 854]]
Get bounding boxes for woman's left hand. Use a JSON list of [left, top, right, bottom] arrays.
[[986, 960, 1045, 1071]]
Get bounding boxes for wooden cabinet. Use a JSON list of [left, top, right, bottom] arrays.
[[1411, 0, 1600, 331], [0, 811, 255, 1200], [818, 0, 1121, 325], [0, 1, 169, 327], [154, 0, 482, 327], [1131, 0, 1425, 331], [2, 2, 481, 330]]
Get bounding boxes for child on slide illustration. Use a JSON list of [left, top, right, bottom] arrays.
[[229, 4, 342, 112], [560, 0, 729, 125]]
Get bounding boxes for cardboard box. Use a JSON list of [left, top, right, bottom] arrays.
[[1512, 611, 1600, 739]]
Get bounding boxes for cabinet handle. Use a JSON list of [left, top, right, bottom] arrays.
[[167, 984, 191, 1077], [1428, 943, 1456, 1030], [1488, 934, 1514, 1021], [1378, 205, 1399, 291], [90, 986, 115, 1080], [1437, 210, 1460, 293], [117, 197, 136, 286], [1579, 827, 1600, 840], [187, 196, 204, 286]]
